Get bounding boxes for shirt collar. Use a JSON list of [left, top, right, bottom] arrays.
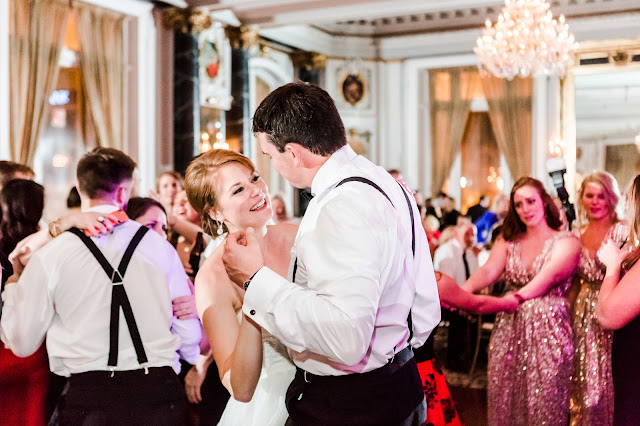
[[82, 204, 120, 214], [310, 145, 357, 196]]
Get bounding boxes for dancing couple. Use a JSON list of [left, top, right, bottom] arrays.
[[185, 82, 441, 425]]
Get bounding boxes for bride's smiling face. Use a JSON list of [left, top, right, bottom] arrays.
[[211, 162, 272, 233]]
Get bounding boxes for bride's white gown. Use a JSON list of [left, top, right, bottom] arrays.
[[217, 318, 295, 426]]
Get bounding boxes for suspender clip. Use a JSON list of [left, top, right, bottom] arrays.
[[304, 370, 311, 383], [141, 362, 150, 375], [109, 367, 116, 378], [111, 270, 124, 285]]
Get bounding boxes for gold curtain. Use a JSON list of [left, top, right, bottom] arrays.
[[429, 68, 477, 195], [9, 0, 71, 166], [74, 4, 125, 150], [481, 76, 533, 180]]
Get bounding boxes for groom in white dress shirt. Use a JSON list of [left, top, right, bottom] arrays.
[[223, 82, 440, 425]]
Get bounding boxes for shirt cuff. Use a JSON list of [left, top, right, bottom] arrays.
[[242, 267, 288, 323]]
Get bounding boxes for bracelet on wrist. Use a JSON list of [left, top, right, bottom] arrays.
[[48, 219, 63, 238]]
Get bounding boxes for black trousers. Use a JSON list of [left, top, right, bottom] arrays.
[[285, 349, 426, 426], [54, 367, 186, 426]]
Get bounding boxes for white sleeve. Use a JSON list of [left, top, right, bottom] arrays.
[[166, 248, 201, 365], [433, 245, 456, 278], [0, 254, 54, 357], [407, 227, 441, 348], [243, 194, 392, 366]]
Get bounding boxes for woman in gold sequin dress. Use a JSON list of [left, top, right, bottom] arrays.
[[463, 177, 581, 426], [568, 172, 621, 426]]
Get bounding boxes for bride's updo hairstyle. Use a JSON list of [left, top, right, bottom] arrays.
[[185, 149, 256, 237]]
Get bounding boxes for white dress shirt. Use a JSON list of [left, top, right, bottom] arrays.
[[433, 238, 479, 286], [243, 145, 441, 376], [0, 205, 201, 376]]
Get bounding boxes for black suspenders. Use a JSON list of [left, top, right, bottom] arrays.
[[292, 176, 417, 342], [68, 226, 150, 374]]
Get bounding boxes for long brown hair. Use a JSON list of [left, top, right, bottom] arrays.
[[501, 177, 563, 241], [622, 175, 640, 270], [184, 149, 256, 237]]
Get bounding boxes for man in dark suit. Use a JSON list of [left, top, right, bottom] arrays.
[[466, 194, 490, 223]]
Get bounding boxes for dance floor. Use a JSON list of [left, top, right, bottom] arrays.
[[435, 324, 489, 425]]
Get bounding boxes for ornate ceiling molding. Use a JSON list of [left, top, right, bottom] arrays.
[[224, 25, 260, 49], [162, 8, 212, 33]]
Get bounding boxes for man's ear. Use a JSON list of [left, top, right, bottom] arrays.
[[115, 183, 131, 206], [286, 143, 305, 167]]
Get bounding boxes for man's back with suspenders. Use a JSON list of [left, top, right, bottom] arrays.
[[0, 148, 200, 425]]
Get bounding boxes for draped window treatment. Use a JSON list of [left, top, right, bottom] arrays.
[[481, 76, 533, 181], [74, 4, 126, 151], [429, 68, 478, 195], [9, 0, 71, 166]]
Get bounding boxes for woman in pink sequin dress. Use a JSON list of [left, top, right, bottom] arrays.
[[568, 172, 621, 426], [463, 177, 581, 426]]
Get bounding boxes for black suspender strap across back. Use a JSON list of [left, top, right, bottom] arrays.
[[292, 176, 418, 342], [335, 176, 416, 257], [68, 226, 150, 374], [334, 177, 417, 343]]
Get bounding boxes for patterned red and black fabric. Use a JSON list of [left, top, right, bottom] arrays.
[[417, 358, 464, 426]]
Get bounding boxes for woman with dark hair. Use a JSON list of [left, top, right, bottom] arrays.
[[597, 173, 640, 424], [0, 179, 48, 425], [128, 197, 169, 239], [463, 177, 581, 425], [0, 180, 44, 255]]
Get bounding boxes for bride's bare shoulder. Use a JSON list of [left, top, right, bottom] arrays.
[[195, 246, 230, 289], [195, 243, 243, 312]]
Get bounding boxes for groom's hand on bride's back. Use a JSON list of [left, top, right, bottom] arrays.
[[223, 227, 264, 287]]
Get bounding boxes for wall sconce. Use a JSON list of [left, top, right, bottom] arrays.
[[200, 132, 212, 153], [548, 138, 565, 158]]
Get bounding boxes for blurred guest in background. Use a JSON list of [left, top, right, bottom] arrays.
[[66, 187, 81, 213], [422, 214, 441, 258], [152, 171, 183, 216], [271, 194, 291, 224], [387, 168, 402, 180], [434, 222, 479, 371], [0, 161, 34, 191], [569, 171, 620, 426], [475, 193, 509, 245], [440, 196, 460, 231], [465, 194, 489, 223]]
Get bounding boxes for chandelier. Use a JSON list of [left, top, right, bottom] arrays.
[[474, 0, 577, 80]]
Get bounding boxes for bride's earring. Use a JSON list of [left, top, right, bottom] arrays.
[[217, 222, 224, 236]]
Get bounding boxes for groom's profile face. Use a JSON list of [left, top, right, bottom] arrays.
[[258, 133, 306, 189]]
